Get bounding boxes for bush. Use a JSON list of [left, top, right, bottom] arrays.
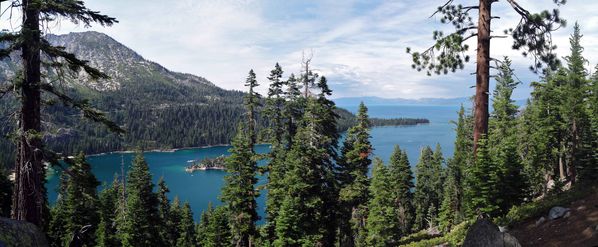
[[402, 221, 472, 247]]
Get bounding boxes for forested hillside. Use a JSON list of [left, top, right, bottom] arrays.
[[0, 31, 427, 168]]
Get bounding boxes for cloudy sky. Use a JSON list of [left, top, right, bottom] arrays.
[[11, 0, 598, 99]]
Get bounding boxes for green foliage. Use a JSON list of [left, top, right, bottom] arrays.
[[337, 102, 372, 246], [119, 153, 162, 247], [274, 96, 339, 246], [95, 176, 120, 247], [387, 145, 415, 237], [176, 202, 197, 247], [490, 58, 526, 215], [366, 158, 398, 246], [464, 137, 500, 217], [413, 145, 444, 231], [221, 124, 259, 246], [401, 220, 471, 247]]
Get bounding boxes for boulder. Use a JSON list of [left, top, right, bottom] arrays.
[[535, 216, 546, 227], [0, 217, 48, 247], [463, 218, 522, 247], [548, 206, 570, 220]]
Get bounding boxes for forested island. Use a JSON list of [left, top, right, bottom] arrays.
[[0, 1, 597, 247], [185, 156, 227, 172]]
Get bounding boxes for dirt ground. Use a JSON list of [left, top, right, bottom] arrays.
[[510, 192, 598, 247]]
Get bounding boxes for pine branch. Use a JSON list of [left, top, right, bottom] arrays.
[[40, 38, 109, 79], [40, 0, 117, 27]]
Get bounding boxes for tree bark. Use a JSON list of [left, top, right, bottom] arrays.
[[474, 0, 492, 154], [11, 0, 43, 227]]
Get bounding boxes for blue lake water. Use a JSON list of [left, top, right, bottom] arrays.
[[46, 104, 462, 222]]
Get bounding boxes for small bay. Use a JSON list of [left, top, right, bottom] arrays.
[[46, 104, 461, 222]]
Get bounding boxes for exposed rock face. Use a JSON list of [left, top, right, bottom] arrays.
[[0, 217, 48, 247], [463, 218, 521, 247]]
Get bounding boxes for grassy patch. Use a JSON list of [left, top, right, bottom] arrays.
[[401, 221, 471, 247]]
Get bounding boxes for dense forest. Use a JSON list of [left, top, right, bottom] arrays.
[[0, 0, 597, 247]]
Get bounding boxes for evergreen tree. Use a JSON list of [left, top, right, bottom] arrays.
[[409, 0, 566, 154], [387, 146, 415, 237], [282, 73, 303, 149], [490, 57, 525, 214], [63, 153, 101, 246], [365, 158, 396, 246], [5, 0, 120, 226], [274, 95, 339, 246], [244, 69, 261, 146], [338, 102, 372, 247], [519, 70, 565, 195], [263, 63, 289, 242], [198, 205, 231, 247], [562, 23, 595, 183], [48, 175, 69, 247], [120, 153, 162, 246], [465, 137, 500, 217], [439, 106, 470, 231], [221, 125, 259, 246], [96, 176, 121, 247], [169, 197, 183, 245], [157, 177, 177, 246], [413, 146, 443, 231], [177, 202, 197, 247]]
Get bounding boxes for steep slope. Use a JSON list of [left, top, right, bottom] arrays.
[[0, 31, 246, 165]]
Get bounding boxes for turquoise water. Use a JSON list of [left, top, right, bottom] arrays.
[[46, 105, 462, 222]]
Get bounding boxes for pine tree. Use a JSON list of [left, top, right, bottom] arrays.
[[5, 0, 120, 226], [413, 146, 443, 231], [222, 73, 260, 246], [48, 174, 69, 247], [169, 196, 183, 245], [282, 73, 303, 149], [198, 205, 231, 247], [490, 57, 525, 214], [562, 23, 595, 183], [263, 63, 289, 243], [408, 0, 566, 154], [120, 153, 162, 246], [96, 176, 121, 247], [338, 102, 372, 247], [387, 146, 415, 237], [465, 136, 500, 217], [439, 106, 471, 230], [157, 177, 177, 246], [365, 158, 396, 246], [177, 202, 197, 247], [274, 95, 339, 246], [62, 153, 101, 246]]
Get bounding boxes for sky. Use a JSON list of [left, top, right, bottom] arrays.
[[4, 0, 598, 99]]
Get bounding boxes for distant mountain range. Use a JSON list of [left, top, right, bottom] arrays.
[[334, 96, 528, 107]]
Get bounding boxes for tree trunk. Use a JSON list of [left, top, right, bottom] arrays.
[[11, 0, 43, 227], [569, 119, 577, 184], [473, 0, 491, 154]]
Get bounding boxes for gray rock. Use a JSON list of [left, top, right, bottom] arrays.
[[499, 226, 508, 232], [535, 216, 546, 227], [563, 211, 571, 218], [463, 218, 522, 247], [577, 205, 587, 211], [548, 206, 570, 220], [0, 217, 48, 247]]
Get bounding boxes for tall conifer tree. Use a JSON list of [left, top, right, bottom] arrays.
[[337, 102, 372, 247], [387, 146, 415, 237]]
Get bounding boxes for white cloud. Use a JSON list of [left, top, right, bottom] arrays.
[[3, 0, 597, 99]]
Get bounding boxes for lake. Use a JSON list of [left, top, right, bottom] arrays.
[[46, 104, 462, 222]]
